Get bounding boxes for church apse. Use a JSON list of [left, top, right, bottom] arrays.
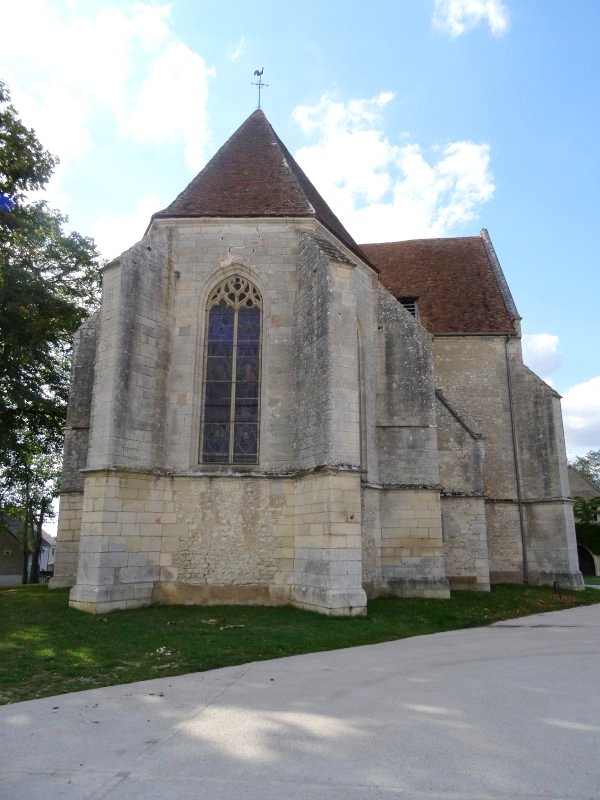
[[52, 107, 582, 614]]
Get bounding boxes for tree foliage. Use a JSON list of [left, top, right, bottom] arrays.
[[573, 495, 600, 526], [0, 79, 102, 580], [569, 449, 600, 491]]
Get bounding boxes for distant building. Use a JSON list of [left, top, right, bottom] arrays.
[[569, 466, 600, 505], [0, 522, 22, 587], [51, 110, 582, 615], [0, 518, 55, 585]]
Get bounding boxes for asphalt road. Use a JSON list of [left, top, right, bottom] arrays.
[[1, 604, 599, 800]]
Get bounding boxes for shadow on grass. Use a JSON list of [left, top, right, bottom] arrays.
[[2, 583, 599, 705]]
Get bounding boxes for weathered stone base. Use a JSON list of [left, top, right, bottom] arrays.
[[374, 577, 451, 599], [49, 491, 83, 589], [489, 570, 525, 584], [65, 468, 369, 617], [527, 570, 584, 590], [442, 496, 490, 591], [447, 575, 490, 591], [69, 581, 154, 613], [152, 581, 288, 606], [292, 585, 367, 616]]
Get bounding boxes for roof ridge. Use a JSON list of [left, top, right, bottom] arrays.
[[360, 235, 482, 247], [258, 112, 316, 216], [480, 228, 521, 323]]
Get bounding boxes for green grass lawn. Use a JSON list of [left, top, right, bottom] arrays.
[[584, 575, 600, 585], [2, 584, 600, 705]]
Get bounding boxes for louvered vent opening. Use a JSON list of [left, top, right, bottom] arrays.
[[397, 297, 419, 320]]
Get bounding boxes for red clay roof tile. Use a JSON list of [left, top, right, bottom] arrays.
[[153, 109, 363, 260], [361, 237, 517, 334]]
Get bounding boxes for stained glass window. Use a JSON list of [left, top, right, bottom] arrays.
[[201, 276, 262, 464]]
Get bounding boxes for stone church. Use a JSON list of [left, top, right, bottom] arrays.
[[50, 109, 582, 615]]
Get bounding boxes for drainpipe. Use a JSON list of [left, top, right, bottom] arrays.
[[505, 335, 528, 583]]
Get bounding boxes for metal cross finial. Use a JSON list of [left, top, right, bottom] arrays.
[[251, 67, 269, 109]]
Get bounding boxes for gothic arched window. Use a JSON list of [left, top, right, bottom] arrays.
[[201, 275, 262, 464]]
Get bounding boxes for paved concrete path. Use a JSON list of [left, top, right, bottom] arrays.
[[1, 604, 599, 800]]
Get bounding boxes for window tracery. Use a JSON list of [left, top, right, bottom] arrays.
[[201, 275, 262, 464]]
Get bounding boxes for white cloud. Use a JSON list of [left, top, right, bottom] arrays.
[[2, 1, 214, 197], [292, 93, 494, 242], [522, 333, 562, 382], [433, 0, 510, 37], [227, 37, 246, 62], [562, 376, 600, 452], [121, 42, 214, 170], [93, 194, 162, 260]]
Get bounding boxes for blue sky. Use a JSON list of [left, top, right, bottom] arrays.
[[2, 0, 599, 456]]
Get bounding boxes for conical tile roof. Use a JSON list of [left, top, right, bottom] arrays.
[[152, 109, 363, 260]]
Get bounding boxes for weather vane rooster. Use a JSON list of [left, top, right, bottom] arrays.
[[251, 67, 268, 109]]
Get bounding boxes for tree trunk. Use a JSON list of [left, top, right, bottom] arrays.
[[29, 498, 46, 584], [21, 537, 29, 584], [21, 483, 31, 583]]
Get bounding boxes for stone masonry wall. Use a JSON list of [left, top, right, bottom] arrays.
[[68, 468, 368, 615], [434, 340, 581, 588], [61, 313, 99, 492], [510, 362, 581, 586], [294, 236, 336, 470], [435, 392, 489, 590], [365, 289, 448, 598], [433, 336, 523, 581], [376, 288, 439, 486], [375, 489, 449, 598], [69, 471, 295, 612], [51, 313, 99, 589], [159, 220, 300, 471], [51, 493, 83, 588], [86, 238, 173, 471], [292, 471, 366, 616], [441, 496, 489, 590]]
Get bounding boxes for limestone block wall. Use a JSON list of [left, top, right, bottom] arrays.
[[485, 502, 524, 582], [170, 477, 283, 586], [441, 497, 488, 590], [435, 392, 489, 590], [51, 493, 83, 588], [294, 235, 338, 470], [61, 313, 99, 491], [376, 288, 439, 486], [374, 489, 449, 598], [69, 471, 293, 612], [510, 363, 569, 499], [509, 362, 581, 587], [361, 486, 380, 592], [523, 502, 581, 586], [59, 218, 385, 615], [294, 235, 364, 471], [433, 336, 523, 580], [86, 238, 173, 471], [433, 336, 517, 497], [157, 219, 300, 471], [357, 288, 448, 598], [68, 468, 368, 615], [51, 313, 99, 589], [291, 471, 366, 615]]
